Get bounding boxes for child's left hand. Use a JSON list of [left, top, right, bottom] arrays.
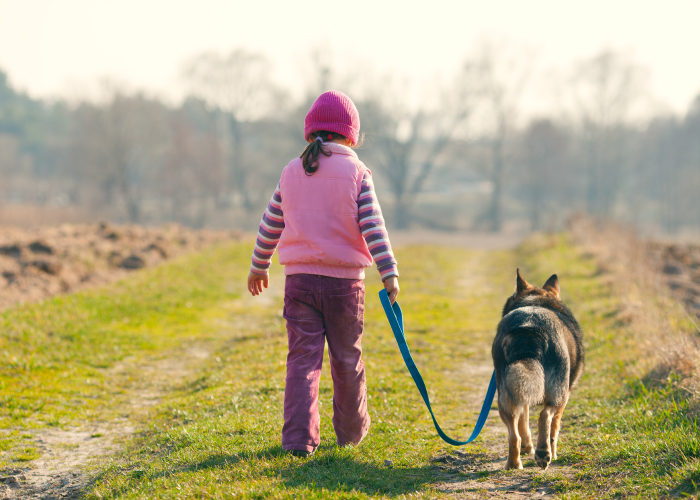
[[247, 271, 269, 296]]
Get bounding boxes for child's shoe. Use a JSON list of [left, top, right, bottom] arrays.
[[290, 449, 314, 458]]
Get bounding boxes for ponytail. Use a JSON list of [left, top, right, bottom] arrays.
[[300, 131, 342, 176]]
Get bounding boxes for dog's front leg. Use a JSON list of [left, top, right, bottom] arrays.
[[549, 402, 567, 461]]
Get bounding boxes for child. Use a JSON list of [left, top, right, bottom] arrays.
[[247, 90, 400, 457]]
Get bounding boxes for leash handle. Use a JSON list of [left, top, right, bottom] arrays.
[[379, 289, 496, 446]]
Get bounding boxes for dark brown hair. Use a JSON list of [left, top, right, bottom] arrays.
[[300, 130, 339, 176], [300, 131, 365, 176]]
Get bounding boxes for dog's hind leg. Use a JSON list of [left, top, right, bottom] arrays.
[[499, 403, 524, 470], [549, 401, 567, 461], [518, 405, 534, 456], [535, 405, 557, 470]]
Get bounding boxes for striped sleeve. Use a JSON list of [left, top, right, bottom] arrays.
[[358, 170, 399, 281], [250, 184, 284, 275]]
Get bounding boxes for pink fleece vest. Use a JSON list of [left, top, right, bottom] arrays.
[[278, 143, 372, 279]]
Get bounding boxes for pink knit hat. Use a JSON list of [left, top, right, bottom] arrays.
[[304, 90, 360, 145]]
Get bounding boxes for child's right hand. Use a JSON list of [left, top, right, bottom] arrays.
[[384, 276, 400, 304], [248, 271, 269, 296]]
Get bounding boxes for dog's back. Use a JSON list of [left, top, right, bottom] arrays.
[[493, 301, 583, 409], [492, 270, 584, 470]]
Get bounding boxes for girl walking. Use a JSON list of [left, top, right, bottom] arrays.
[[247, 90, 400, 456]]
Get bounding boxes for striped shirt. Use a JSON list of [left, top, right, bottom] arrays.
[[250, 171, 398, 280]]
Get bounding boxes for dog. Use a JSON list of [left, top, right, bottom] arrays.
[[491, 269, 584, 470]]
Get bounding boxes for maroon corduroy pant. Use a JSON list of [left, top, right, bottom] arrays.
[[281, 274, 370, 453]]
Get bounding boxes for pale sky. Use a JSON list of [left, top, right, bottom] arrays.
[[1, 0, 699, 116]]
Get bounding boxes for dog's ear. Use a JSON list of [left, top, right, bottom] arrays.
[[516, 268, 533, 294], [542, 274, 560, 299]]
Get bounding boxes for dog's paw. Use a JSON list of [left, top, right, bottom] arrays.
[[535, 449, 551, 470], [504, 459, 523, 470], [520, 443, 534, 456]]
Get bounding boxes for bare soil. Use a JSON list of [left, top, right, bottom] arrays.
[[432, 397, 568, 498], [432, 449, 569, 499], [0, 222, 240, 311], [648, 241, 700, 317], [1, 425, 130, 499]]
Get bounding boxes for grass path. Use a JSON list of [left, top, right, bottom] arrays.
[[1, 236, 699, 498]]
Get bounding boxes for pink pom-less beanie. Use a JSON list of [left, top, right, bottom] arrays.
[[304, 91, 360, 145]]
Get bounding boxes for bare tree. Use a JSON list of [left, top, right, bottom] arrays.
[[361, 69, 479, 229], [182, 49, 282, 214], [3, 49, 700, 236], [519, 119, 571, 230], [640, 94, 700, 233], [470, 40, 534, 232], [566, 49, 649, 216], [164, 101, 224, 227], [686, 96, 700, 229], [73, 85, 169, 222]]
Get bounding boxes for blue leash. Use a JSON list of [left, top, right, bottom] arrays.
[[379, 289, 497, 445]]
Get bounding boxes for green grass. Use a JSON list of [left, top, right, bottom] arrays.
[[520, 234, 700, 499], [0, 244, 254, 464], [1, 234, 698, 498], [78, 244, 515, 499]]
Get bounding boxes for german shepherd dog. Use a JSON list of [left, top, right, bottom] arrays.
[[492, 270, 584, 470]]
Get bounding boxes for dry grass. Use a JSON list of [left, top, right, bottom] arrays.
[[568, 215, 700, 413]]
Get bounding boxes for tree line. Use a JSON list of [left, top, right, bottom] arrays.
[[0, 45, 698, 235]]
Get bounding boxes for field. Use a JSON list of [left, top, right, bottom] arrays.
[[0, 223, 238, 311], [1, 231, 699, 499]]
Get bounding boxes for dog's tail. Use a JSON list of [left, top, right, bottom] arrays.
[[504, 359, 545, 406]]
